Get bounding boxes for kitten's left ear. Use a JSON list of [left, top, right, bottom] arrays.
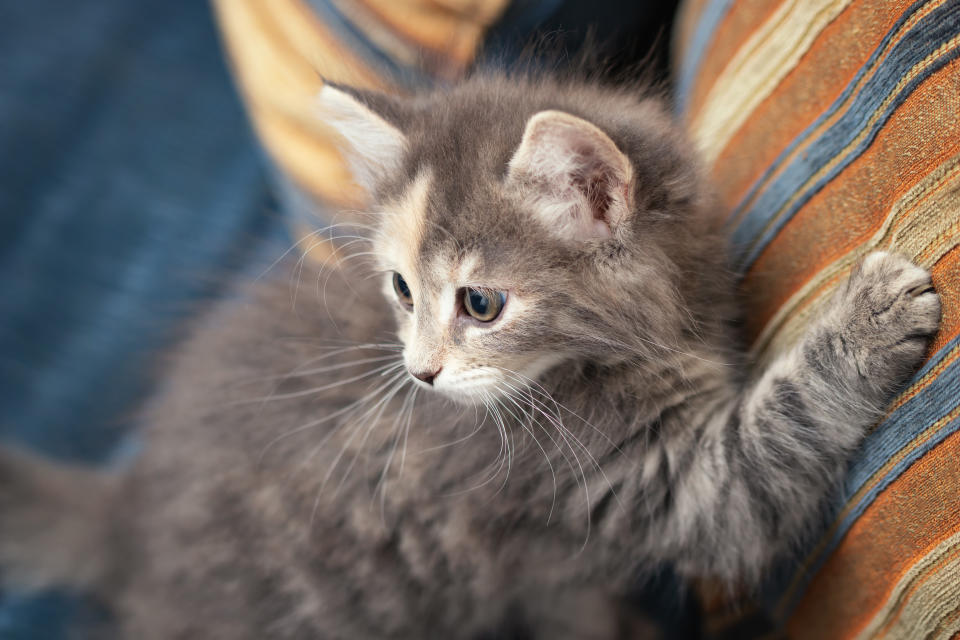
[[506, 111, 633, 241], [316, 84, 408, 192]]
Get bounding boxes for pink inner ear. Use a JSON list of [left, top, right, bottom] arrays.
[[507, 110, 633, 241], [574, 162, 616, 223]]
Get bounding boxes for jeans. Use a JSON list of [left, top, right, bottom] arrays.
[[0, 1, 283, 635]]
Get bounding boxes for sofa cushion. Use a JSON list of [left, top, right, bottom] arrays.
[[674, 1, 960, 637]]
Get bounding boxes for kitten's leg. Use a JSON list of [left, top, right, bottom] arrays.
[[669, 252, 940, 583], [0, 447, 119, 592]]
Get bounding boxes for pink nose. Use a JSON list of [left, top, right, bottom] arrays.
[[410, 367, 440, 386]]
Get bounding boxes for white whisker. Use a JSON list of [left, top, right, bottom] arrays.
[[494, 387, 558, 525], [238, 361, 405, 405], [333, 375, 412, 496], [376, 385, 419, 523], [256, 366, 405, 465], [443, 394, 507, 496], [311, 373, 410, 524]]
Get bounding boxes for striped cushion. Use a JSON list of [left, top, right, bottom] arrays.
[[674, 1, 960, 637]]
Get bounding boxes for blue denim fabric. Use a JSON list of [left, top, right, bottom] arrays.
[[0, 1, 284, 636]]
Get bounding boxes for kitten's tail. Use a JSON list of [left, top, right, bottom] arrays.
[[0, 446, 120, 593]]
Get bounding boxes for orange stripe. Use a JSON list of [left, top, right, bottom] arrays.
[[729, 1, 948, 226], [353, 0, 507, 71], [282, 0, 390, 88], [246, 0, 331, 86], [711, 0, 917, 213], [786, 428, 960, 639], [215, 0, 384, 91], [684, 0, 786, 126], [740, 57, 960, 342], [741, 31, 960, 263], [244, 99, 366, 208], [212, 0, 396, 211]]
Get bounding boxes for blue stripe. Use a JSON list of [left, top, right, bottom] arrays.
[[765, 333, 960, 617], [726, 0, 933, 227], [674, 0, 734, 116], [731, 2, 960, 272], [304, 0, 434, 90]]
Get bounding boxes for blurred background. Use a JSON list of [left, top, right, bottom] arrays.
[[0, 0, 682, 636], [10, 2, 958, 638]]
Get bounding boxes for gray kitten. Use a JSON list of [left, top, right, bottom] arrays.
[[0, 73, 941, 638]]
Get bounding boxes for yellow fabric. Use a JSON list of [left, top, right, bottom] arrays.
[[211, 0, 508, 216]]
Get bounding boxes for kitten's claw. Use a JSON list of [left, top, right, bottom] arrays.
[[908, 283, 936, 298]]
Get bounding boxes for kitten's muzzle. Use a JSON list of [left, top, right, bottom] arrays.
[[409, 367, 441, 386]]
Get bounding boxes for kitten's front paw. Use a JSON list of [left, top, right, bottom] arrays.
[[834, 251, 940, 388]]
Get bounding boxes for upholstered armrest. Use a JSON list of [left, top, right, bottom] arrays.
[[674, 2, 960, 638]]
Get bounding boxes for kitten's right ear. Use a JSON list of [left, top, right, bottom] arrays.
[[506, 110, 634, 242], [316, 84, 408, 192]]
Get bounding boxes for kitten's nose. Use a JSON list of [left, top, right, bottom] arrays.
[[410, 367, 441, 386]]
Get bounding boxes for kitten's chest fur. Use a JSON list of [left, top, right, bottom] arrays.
[[117, 262, 729, 637]]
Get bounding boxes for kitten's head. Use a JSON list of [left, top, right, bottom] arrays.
[[318, 76, 714, 404]]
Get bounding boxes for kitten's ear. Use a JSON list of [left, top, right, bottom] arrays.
[[317, 84, 408, 192], [506, 111, 633, 241]]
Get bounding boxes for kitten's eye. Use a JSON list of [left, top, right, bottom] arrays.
[[463, 288, 506, 322], [393, 272, 413, 308]]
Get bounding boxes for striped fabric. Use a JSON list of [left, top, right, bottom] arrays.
[[211, 0, 509, 263], [675, 1, 960, 638]]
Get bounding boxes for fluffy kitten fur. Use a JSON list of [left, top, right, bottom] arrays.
[[0, 73, 941, 638]]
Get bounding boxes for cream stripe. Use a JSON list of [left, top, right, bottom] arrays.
[[933, 607, 960, 640], [212, 0, 392, 212], [853, 529, 960, 640], [211, 0, 383, 207], [355, 0, 507, 64], [933, 606, 960, 640], [690, 0, 853, 165], [750, 152, 960, 365]]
